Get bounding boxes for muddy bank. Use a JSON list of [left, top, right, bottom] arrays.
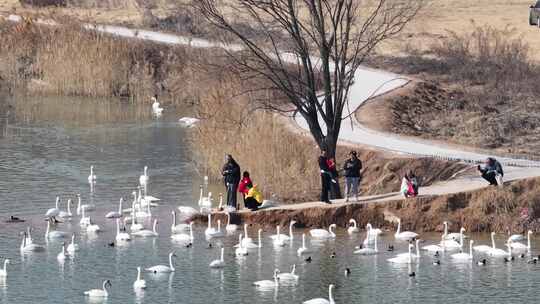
[[193, 177, 540, 234]]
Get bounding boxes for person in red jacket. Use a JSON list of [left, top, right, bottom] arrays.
[[238, 171, 253, 207]]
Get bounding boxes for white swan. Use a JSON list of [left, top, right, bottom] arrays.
[[354, 232, 378, 255], [235, 234, 248, 256], [77, 194, 95, 215], [171, 222, 194, 243], [67, 234, 79, 254], [20, 232, 45, 253], [241, 224, 254, 245], [394, 218, 418, 241], [86, 217, 101, 233], [116, 218, 131, 242], [310, 224, 337, 239], [151, 97, 164, 116], [297, 233, 312, 255], [508, 230, 532, 251], [211, 220, 225, 238], [362, 223, 377, 245], [79, 205, 91, 227], [0, 259, 9, 277], [441, 227, 465, 249], [397, 239, 421, 259], [488, 233, 511, 257], [177, 206, 199, 218], [273, 226, 288, 247], [451, 240, 474, 261], [422, 234, 445, 252], [225, 212, 238, 232], [178, 117, 200, 127], [135, 197, 152, 218], [46, 219, 67, 239], [171, 211, 190, 233], [87, 165, 97, 184], [146, 251, 176, 273], [348, 219, 359, 234], [388, 243, 415, 264], [237, 229, 262, 249], [198, 186, 213, 213], [509, 232, 525, 242], [139, 166, 149, 188], [84, 280, 111, 298], [132, 219, 158, 237], [45, 197, 60, 218], [105, 198, 123, 219], [270, 220, 297, 241], [25, 227, 33, 245], [473, 232, 497, 253], [205, 214, 220, 238], [57, 199, 73, 219], [133, 267, 146, 290], [277, 264, 298, 281], [253, 269, 279, 288], [443, 222, 467, 240], [209, 247, 226, 268], [129, 200, 144, 232], [57, 242, 67, 262], [303, 284, 335, 304]]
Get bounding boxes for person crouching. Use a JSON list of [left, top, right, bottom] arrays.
[[477, 157, 504, 187], [244, 184, 263, 211]]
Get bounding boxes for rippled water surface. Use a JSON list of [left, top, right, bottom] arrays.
[[1, 100, 540, 304]]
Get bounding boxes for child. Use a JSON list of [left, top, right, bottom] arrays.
[[244, 185, 263, 211], [401, 170, 419, 198], [238, 171, 253, 206]]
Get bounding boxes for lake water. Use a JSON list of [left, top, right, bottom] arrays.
[[1, 99, 540, 304]]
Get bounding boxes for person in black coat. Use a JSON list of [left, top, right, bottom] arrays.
[[477, 157, 504, 186], [222, 154, 241, 210], [318, 150, 332, 204], [343, 151, 362, 202]]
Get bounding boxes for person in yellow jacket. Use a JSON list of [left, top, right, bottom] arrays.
[[244, 184, 263, 211]]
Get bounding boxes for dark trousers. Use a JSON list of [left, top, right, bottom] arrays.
[[481, 171, 498, 185], [244, 197, 259, 211], [320, 174, 331, 202], [226, 183, 238, 208]]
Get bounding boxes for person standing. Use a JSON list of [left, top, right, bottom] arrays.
[[477, 157, 504, 186], [327, 157, 342, 199], [318, 150, 332, 204], [343, 151, 362, 202], [222, 154, 241, 210]]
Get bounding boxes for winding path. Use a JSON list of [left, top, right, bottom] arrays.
[[4, 14, 540, 208]]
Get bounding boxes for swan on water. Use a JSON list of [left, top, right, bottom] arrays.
[[177, 206, 199, 218], [198, 186, 213, 213], [77, 194, 95, 215], [151, 96, 164, 116], [132, 219, 158, 237], [297, 233, 312, 255], [443, 222, 467, 241], [422, 234, 445, 252], [79, 205, 91, 227], [273, 226, 289, 247], [84, 280, 111, 298], [45, 197, 60, 218], [105, 198, 123, 219], [348, 219, 359, 234], [450, 240, 474, 261], [57, 199, 73, 219], [387, 243, 415, 264], [236, 229, 262, 249], [209, 247, 226, 268], [354, 232, 378, 255], [441, 227, 465, 249], [57, 242, 68, 262], [146, 251, 176, 273], [128, 200, 144, 232], [116, 218, 131, 242], [25, 227, 33, 245], [67, 233, 79, 254], [303, 284, 335, 304], [171, 222, 194, 243], [225, 212, 238, 232], [394, 218, 418, 241], [135, 195, 152, 218], [488, 233, 512, 257], [88, 165, 97, 184], [139, 166, 149, 188], [508, 230, 532, 251], [20, 232, 44, 252], [473, 232, 497, 253], [270, 220, 296, 241], [235, 234, 248, 256], [46, 219, 67, 239], [397, 239, 421, 259], [277, 264, 299, 281], [0, 259, 9, 277], [204, 214, 219, 238], [241, 224, 254, 245], [86, 217, 101, 233], [208, 220, 225, 238], [310, 224, 337, 239], [133, 267, 146, 290], [178, 117, 200, 127], [253, 269, 279, 288], [171, 211, 190, 233]]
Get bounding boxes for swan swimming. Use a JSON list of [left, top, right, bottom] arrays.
[[87, 165, 97, 184], [489, 237, 512, 257], [133, 267, 147, 290], [146, 251, 176, 273], [171, 211, 190, 233], [84, 280, 111, 298], [178, 117, 200, 127], [473, 232, 497, 253], [225, 212, 238, 232], [116, 218, 131, 242], [139, 166, 149, 189], [297, 233, 312, 255], [348, 219, 359, 234], [451, 240, 474, 261], [273, 226, 288, 247], [394, 218, 418, 241], [171, 222, 194, 243], [209, 247, 226, 268], [20, 232, 44, 253], [79, 205, 91, 227], [441, 227, 465, 249], [204, 214, 220, 238], [151, 96, 164, 116], [236, 229, 262, 249], [397, 239, 421, 259], [0, 259, 9, 277], [57, 199, 73, 219], [354, 232, 378, 255], [77, 194, 95, 215], [235, 234, 248, 256], [132, 219, 158, 237], [86, 217, 101, 233], [105, 198, 123, 219], [45, 197, 60, 218], [269, 220, 296, 241], [422, 234, 446, 252], [443, 221, 467, 241], [387, 243, 415, 264], [277, 264, 299, 281], [46, 219, 67, 239], [177, 206, 199, 218], [67, 233, 79, 254], [303, 284, 335, 304], [310, 224, 337, 239], [508, 230, 532, 251], [57, 242, 68, 262], [253, 269, 279, 288]]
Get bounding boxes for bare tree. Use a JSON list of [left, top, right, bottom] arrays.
[[194, 0, 422, 158]]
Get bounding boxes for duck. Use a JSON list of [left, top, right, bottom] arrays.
[[146, 251, 176, 273], [46, 218, 67, 239], [66, 233, 79, 254], [303, 284, 335, 304], [171, 222, 194, 243], [305, 256, 312, 263], [394, 218, 418, 241], [6, 216, 25, 223], [253, 269, 279, 288], [344, 268, 351, 276], [132, 219, 159, 237], [297, 233, 313, 255], [57, 199, 73, 219], [347, 219, 359, 234], [0, 259, 9, 277], [105, 198, 123, 219], [115, 218, 131, 242], [84, 280, 111, 298], [133, 267, 146, 290], [433, 260, 441, 265], [45, 197, 61, 219], [310, 224, 337, 239], [408, 271, 416, 277], [87, 166, 97, 184], [277, 264, 298, 281], [209, 247, 226, 268]]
